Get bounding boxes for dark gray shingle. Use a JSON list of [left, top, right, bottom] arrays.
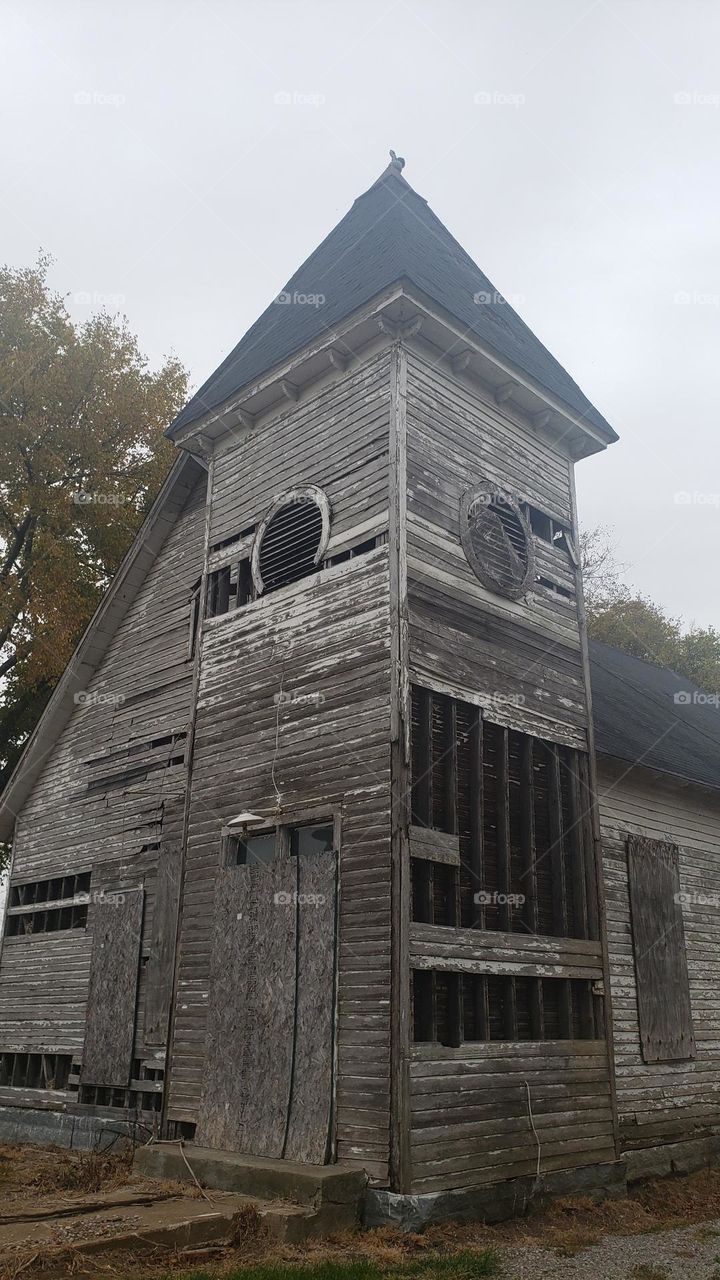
[[590, 639, 720, 792], [168, 167, 616, 439]]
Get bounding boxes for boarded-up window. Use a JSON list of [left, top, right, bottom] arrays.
[[81, 887, 145, 1088], [627, 835, 695, 1063]]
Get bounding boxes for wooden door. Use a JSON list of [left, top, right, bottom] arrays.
[[196, 829, 338, 1162]]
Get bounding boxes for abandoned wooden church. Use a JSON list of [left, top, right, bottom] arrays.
[[2, 157, 720, 1224]]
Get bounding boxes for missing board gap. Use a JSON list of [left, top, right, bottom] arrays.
[[412, 971, 603, 1045]]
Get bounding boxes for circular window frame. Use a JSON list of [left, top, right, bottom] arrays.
[[459, 483, 535, 600], [251, 485, 332, 595]]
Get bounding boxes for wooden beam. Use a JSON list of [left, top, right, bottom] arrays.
[[469, 708, 484, 930], [401, 317, 423, 339], [328, 348, 350, 372], [520, 735, 538, 934], [547, 743, 569, 937], [566, 752, 590, 940], [494, 381, 517, 405], [409, 826, 460, 865], [450, 350, 472, 374], [280, 379, 300, 402], [496, 726, 511, 932], [577, 753, 599, 939]]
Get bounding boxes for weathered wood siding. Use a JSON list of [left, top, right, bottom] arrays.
[[403, 349, 615, 1192], [0, 474, 206, 1066], [168, 354, 394, 1180], [599, 758, 720, 1155], [406, 349, 586, 748], [410, 1041, 614, 1192]]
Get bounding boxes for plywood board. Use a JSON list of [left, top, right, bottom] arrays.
[[627, 835, 695, 1063], [283, 849, 338, 1163], [81, 887, 144, 1087], [196, 859, 297, 1153]]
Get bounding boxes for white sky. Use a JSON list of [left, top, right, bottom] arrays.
[[2, 0, 719, 627]]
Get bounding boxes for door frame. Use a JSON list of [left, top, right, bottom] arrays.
[[218, 803, 342, 1161]]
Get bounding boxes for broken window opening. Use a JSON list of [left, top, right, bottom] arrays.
[[6, 872, 91, 938], [410, 685, 595, 940], [222, 818, 336, 867], [206, 557, 255, 620], [0, 1052, 74, 1091], [412, 971, 602, 1044]]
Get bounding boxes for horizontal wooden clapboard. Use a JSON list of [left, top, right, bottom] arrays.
[[410, 922, 604, 979], [409, 826, 461, 866]]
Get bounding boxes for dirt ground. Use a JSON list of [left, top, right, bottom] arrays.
[[4, 1144, 720, 1279]]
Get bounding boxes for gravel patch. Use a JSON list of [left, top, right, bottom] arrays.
[[498, 1216, 720, 1280]]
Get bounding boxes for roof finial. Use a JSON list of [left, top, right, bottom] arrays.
[[389, 149, 405, 172]]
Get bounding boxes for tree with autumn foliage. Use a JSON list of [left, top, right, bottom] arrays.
[[0, 255, 188, 799], [581, 525, 720, 693]]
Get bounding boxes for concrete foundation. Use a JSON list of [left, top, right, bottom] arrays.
[[0, 1105, 138, 1151], [625, 1136, 720, 1184], [364, 1161, 628, 1230]]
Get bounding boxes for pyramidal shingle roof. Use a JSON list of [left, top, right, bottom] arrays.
[[169, 163, 615, 440]]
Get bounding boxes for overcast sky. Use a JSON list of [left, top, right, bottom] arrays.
[[2, 0, 719, 627]]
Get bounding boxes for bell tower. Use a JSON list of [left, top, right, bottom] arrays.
[[161, 158, 620, 1209]]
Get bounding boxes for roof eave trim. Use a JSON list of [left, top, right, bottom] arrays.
[[167, 278, 617, 457]]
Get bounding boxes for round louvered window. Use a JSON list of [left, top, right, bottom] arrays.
[[460, 485, 534, 599], [251, 486, 331, 595]]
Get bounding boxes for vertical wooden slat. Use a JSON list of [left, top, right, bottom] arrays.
[[559, 979, 573, 1039], [566, 752, 590, 940], [476, 973, 490, 1042], [444, 699, 458, 834], [415, 687, 435, 923], [415, 687, 434, 823], [530, 977, 543, 1040], [547, 744, 569, 936], [572, 980, 595, 1040], [520, 735, 538, 934], [443, 699, 460, 924], [503, 975, 518, 1040], [496, 727, 511, 932], [577, 753, 599, 940], [430, 971, 439, 1043], [447, 972, 463, 1048], [469, 708, 484, 930]]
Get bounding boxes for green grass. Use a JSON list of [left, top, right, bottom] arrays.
[[157, 1249, 499, 1280]]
